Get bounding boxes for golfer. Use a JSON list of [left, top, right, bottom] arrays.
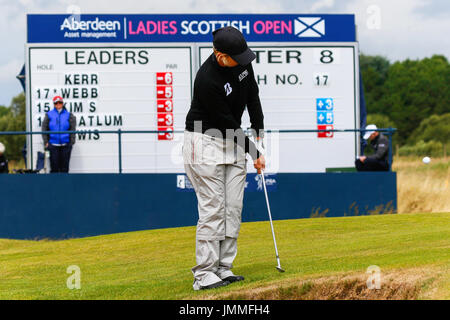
[[183, 26, 265, 290]]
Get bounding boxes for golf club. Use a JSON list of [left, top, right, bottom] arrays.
[[261, 170, 285, 273]]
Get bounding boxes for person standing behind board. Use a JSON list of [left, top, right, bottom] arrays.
[[0, 142, 8, 173], [42, 96, 76, 173]]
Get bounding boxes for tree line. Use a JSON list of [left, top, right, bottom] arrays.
[[0, 54, 449, 161], [361, 54, 449, 157], [0, 93, 25, 161]]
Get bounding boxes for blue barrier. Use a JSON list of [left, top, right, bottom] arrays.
[[0, 172, 396, 240]]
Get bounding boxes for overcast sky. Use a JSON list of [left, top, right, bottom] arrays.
[[0, 0, 449, 106]]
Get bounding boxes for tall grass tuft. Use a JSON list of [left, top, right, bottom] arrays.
[[394, 156, 450, 213]]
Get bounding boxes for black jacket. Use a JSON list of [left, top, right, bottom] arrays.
[[367, 133, 389, 163], [0, 154, 8, 174], [185, 54, 264, 159]]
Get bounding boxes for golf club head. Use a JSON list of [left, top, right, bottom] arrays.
[[276, 266, 285, 273]]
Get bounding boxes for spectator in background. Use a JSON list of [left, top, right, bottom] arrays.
[[355, 124, 389, 171], [0, 142, 8, 173], [42, 96, 76, 173]]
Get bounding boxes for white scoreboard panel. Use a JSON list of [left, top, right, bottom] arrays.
[[200, 43, 360, 173], [26, 44, 194, 173]]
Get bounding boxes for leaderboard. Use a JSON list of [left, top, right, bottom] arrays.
[[27, 46, 193, 172], [26, 14, 359, 173]]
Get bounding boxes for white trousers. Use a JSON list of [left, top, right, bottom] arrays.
[[183, 131, 247, 290]]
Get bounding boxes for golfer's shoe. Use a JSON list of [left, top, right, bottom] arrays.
[[200, 280, 230, 290], [223, 275, 245, 283]]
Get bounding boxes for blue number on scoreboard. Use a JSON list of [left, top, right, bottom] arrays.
[[316, 98, 334, 111], [317, 111, 334, 125]]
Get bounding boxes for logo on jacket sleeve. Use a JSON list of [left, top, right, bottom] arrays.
[[238, 70, 249, 82], [224, 83, 232, 96]]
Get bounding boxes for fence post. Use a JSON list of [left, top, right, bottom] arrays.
[[118, 129, 122, 174]]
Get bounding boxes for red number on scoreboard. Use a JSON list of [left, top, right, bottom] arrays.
[[157, 112, 174, 127], [157, 99, 173, 113], [317, 125, 334, 138], [156, 72, 173, 85], [156, 86, 173, 99], [158, 126, 174, 141]]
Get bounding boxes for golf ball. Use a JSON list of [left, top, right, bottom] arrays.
[[422, 156, 431, 164]]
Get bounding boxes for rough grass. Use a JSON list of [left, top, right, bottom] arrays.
[[394, 156, 450, 213], [209, 267, 445, 300], [6, 159, 25, 172], [0, 212, 449, 300]]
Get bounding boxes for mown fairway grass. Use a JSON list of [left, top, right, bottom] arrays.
[[0, 212, 449, 299]]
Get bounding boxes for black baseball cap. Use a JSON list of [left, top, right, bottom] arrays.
[[212, 26, 256, 66]]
